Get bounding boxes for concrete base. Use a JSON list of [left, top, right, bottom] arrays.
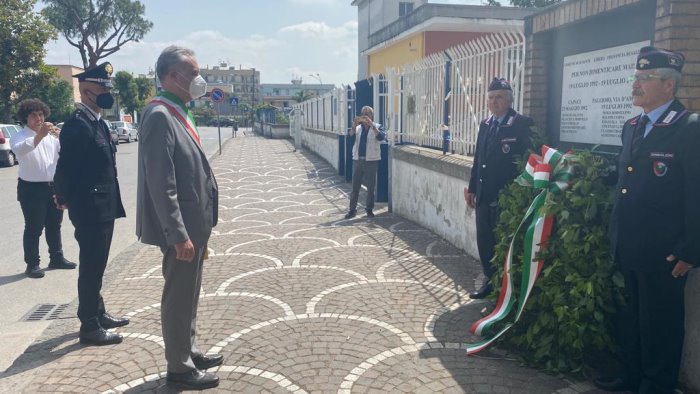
[[391, 145, 478, 259]]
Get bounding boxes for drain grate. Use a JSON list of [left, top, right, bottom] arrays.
[[22, 303, 69, 322]]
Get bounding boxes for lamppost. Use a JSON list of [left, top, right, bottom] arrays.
[[308, 73, 322, 85]]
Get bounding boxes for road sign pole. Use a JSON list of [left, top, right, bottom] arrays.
[[217, 102, 222, 156]]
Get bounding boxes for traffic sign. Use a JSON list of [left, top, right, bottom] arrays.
[[210, 88, 225, 103], [230, 97, 239, 106]]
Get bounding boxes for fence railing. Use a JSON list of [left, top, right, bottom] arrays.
[[292, 30, 525, 157]]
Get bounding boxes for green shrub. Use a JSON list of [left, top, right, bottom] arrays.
[[489, 150, 624, 375]]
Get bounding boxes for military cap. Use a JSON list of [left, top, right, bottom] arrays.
[[636, 46, 684, 72], [73, 62, 114, 87], [488, 78, 512, 91]]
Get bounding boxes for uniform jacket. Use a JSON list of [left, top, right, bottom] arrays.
[[351, 122, 385, 161], [54, 104, 126, 224], [468, 108, 533, 206], [136, 101, 218, 248], [610, 99, 700, 271]]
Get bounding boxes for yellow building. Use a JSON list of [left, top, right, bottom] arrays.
[[50, 64, 83, 103]]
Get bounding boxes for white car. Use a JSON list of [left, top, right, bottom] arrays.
[[112, 121, 138, 143], [0, 124, 21, 167]]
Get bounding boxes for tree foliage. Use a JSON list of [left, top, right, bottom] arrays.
[[489, 150, 624, 374], [292, 90, 313, 103], [41, 0, 153, 69], [112, 71, 152, 117], [37, 78, 75, 123], [0, 0, 58, 123]]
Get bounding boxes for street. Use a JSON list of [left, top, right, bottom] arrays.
[[0, 126, 239, 371]]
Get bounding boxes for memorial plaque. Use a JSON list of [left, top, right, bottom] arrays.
[[560, 41, 650, 146]]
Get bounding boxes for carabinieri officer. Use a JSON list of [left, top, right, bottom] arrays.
[[466, 78, 534, 299], [54, 62, 129, 346], [595, 46, 700, 394]]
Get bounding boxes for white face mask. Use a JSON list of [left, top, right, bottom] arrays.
[[188, 75, 207, 99], [176, 72, 207, 100]]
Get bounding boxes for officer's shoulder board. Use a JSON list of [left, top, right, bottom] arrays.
[[652, 109, 688, 128], [498, 113, 518, 128]]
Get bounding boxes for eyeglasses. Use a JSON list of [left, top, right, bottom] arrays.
[[628, 74, 666, 82]]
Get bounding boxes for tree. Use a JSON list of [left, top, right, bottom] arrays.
[[292, 90, 312, 103], [112, 71, 138, 117], [0, 0, 57, 123], [42, 0, 153, 69], [38, 78, 75, 123], [134, 76, 153, 103]]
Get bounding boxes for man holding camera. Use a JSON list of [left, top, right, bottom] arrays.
[[345, 105, 385, 219]]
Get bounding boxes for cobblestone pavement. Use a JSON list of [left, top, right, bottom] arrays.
[[0, 136, 604, 393]]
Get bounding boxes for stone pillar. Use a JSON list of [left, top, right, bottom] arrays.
[[522, 33, 550, 131], [655, 0, 700, 112], [655, 1, 700, 389]]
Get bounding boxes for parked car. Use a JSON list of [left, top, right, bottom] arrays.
[[112, 121, 138, 143], [103, 119, 119, 145], [0, 124, 21, 167]]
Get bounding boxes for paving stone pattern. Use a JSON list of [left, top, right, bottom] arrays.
[[7, 136, 603, 393]]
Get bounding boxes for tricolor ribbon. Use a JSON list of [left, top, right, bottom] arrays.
[[466, 145, 576, 355], [148, 96, 202, 146]]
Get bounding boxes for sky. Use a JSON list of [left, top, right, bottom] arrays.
[[40, 0, 484, 87]]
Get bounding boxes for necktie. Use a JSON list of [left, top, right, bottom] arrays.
[[486, 119, 499, 153], [631, 115, 649, 155]]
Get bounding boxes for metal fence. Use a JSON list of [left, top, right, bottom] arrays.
[[296, 87, 355, 134], [292, 30, 525, 157]]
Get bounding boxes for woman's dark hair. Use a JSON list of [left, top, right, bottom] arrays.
[[17, 99, 51, 124]]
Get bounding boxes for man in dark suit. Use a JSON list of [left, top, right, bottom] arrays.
[[595, 47, 699, 394], [137, 46, 220, 390], [54, 62, 129, 346], [466, 78, 533, 299]]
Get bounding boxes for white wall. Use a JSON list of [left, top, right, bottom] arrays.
[[301, 128, 340, 172], [391, 146, 478, 258]]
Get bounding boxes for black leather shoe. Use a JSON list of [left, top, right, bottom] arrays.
[[344, 210, 356, 219], [365, 210, 375, 218], [593, 376, 636, 392], [192, 354, 224, 370], [167, 369, 219, 390], [48, 258, 77, 270], [99, 313, 130, 329], [80, 327, 123, 346], [469, 283, 493, 299], [25, 265, 44, 278]]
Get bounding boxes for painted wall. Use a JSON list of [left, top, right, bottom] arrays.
[[391, 146, 478, 258], [424, 31, 489, 56], [368, 33, 424, 77], [301, 128, 340, 172]]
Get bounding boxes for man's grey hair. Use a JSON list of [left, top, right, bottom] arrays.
[[361, 106, 374, 118], [655, 67, 683, 95], [487, 89, 514, 104], [156, 45, 195, 82]]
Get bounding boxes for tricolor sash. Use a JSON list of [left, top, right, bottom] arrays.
[[466, 145, 577, 355], [149, 96, 202, 146]]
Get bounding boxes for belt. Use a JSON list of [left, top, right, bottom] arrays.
[[18, 178, 54, 186], [358, 156, 366, 160]]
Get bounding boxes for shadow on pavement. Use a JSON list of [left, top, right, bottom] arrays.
[[0, 272, 28, 287], [1, 331, 81, 379]]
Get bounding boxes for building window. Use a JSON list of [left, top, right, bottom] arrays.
[[399, 2, 413, 17]]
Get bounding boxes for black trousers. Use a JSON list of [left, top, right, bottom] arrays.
[[615, 269, 687, 394], [348, 159, 379, 212], [74, 220, 114, 331], [475, 203, 499, 281], [17, 179, 64, 267]]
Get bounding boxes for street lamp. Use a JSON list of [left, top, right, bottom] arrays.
[[308, 73, 322, 85]]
